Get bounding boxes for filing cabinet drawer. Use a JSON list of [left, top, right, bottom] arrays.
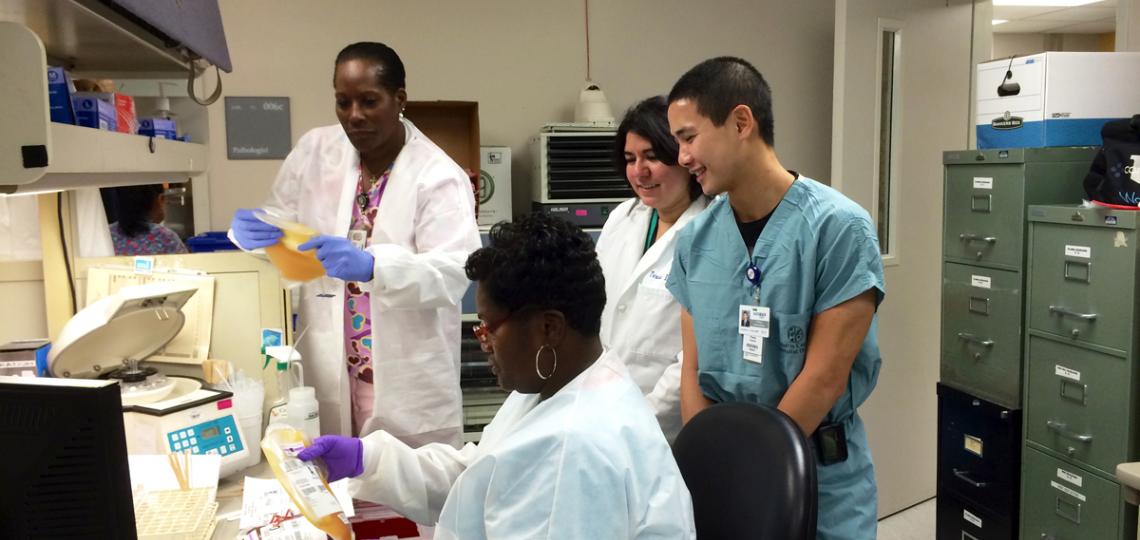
[[936, 384, 1020, 516], [944, 164, 1025, 270], [1020, 445, 1133, 540], [940, 264, 1022, 407], [1027, 220, 1137, 352], [1025, 336, 1132, 476], [936, 490, 1015, 540]]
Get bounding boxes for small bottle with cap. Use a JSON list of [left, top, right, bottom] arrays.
[[286, 386, 320, 441]]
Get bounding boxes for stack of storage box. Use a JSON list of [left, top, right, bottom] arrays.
[[1019, 205, 1140, 538], [937, 147, 1093, 539]]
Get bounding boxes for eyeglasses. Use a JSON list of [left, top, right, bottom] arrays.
[[471, 307, 531, 352]]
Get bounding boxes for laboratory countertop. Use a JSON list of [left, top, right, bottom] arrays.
[[1116, 462, 1140, 506]]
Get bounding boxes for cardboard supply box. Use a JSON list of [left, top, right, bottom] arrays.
[[403, 101, 480, 214], [47, 66, 76, 124], [976, 52, 1140, 149], [478, 146, 512, 227], [71, 94, 117, 131], [73, 92, 138, 134], [0, 339, 51, 377], [139, 117, 178, 140]]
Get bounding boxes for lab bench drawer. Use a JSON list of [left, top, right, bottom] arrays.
[[1026, 212, 1138, 352], [940, 264, 1022, 407], [936, 490, 1015, 540], [1025, 335, 1134, 477], [936, 384, 1020, 516], [1020, 445, 1135, 540], [943, 164, 1026, 270]]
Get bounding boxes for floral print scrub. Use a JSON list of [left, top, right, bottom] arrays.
[[345, 164, 392, 435]]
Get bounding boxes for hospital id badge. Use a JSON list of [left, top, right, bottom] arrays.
[[738, 305, 770, 338], [349, 229, 368, 250], [742, 334, 763, 364]]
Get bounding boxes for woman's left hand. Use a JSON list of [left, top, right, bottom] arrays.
[[299, 235, 375, 282]]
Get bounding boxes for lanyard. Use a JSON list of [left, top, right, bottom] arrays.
[[643, 209, 660, 254], [746, 259, 761, 303]]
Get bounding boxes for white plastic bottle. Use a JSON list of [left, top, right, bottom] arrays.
[[287, 386, 320, 440]]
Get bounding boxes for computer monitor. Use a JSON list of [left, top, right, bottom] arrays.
[[0, 376, 136, 539]]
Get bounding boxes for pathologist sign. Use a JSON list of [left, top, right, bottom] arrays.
[[225, 97, 292, 160]]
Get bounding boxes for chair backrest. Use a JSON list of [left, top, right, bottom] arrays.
[[672, 402, 817, 540]]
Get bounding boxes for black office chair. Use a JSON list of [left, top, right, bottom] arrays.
[[673, 402, 817, 540]]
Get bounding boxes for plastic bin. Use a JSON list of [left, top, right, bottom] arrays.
[[185, 231, 238, 253]]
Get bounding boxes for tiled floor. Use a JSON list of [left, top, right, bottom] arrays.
[[877, 497, 936, 540]]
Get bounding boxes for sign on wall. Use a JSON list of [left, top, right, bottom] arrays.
[[225, 97, 291, 160]]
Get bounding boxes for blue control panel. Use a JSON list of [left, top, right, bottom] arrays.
[[166, 415, 243, 456]]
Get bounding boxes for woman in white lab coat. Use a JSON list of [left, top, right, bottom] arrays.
[[595, 96, 709, 441], [298, 213, 696, 539], [229, 42, 480, 446]]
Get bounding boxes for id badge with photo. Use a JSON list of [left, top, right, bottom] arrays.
[[349, 229, 368, 250], [738, 305, 770, 338]]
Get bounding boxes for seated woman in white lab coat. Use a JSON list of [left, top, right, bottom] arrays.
[[298, 212, 696, 539], [595, 96, 710, 441]]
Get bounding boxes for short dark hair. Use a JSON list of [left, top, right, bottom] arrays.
[[334, 42, 406, 94], [614, 96, 702, 201], [465, 212, 606, 336], [668, 56, 775, 146], [113, 184, 164, 238]]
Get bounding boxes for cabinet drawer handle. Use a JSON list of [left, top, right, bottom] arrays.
[[971, 194, 992, 213], [968, 296, 990, 315], [952, 468, 988, 488], [959, 233, 997, 244], [956, 333, 994, 347], [1046, 420, 1093, 443], [1055, 496, 1082, 524], [1059, 380, 1088, 405], [1063, 260, 1092, 283], [1048, 306, 1097, 320]]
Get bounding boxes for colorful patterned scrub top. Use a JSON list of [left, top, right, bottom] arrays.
[[110, 222, 188, 256], [345, 164, 392, 395]]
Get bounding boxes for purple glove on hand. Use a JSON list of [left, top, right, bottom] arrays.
[[231, 209, 283, 250], [297, 435, 364, 482]]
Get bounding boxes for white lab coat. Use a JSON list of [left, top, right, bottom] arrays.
[[595, 197, 708, 442], [255, 120, 480, 446], [349, 350, 696, 539]]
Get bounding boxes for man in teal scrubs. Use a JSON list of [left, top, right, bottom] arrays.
[[665, 57, 885, 539]]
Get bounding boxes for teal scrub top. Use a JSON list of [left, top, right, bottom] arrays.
[[667, 176, 885, 540]]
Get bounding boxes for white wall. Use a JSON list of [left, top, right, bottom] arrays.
[[992, 32, 1110, 58], [205, 0, 836, 229]]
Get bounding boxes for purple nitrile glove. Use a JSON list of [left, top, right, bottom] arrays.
[[231, 209, 283, 250], [297, 435, 364, 482], [298, 235, 375, 282]]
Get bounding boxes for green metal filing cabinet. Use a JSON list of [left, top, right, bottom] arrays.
[[941, 148, 1094, 408], [1022, 205, 1140, 540]]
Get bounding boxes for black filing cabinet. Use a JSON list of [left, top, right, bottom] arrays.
[[937, 383, 1021, 540]]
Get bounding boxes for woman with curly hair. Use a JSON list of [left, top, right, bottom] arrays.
[[299, 212, 696, 539]]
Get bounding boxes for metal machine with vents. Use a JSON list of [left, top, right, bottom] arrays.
[[531, 125, 632, 227]]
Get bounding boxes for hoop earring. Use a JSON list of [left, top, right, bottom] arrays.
[[535, 344, 557, 380]]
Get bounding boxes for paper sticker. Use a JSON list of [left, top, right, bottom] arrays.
[[973, 177, 993, 190], [963, 509, 983, 528], [133, 256, 155, 274], [738, 305, 770, 338], [1115, 231, 1128, 248], [1051, 480, 1087, 502], [1057, 468, 1083, 488], [1055, 365, 1081, 382], [964, 435, 983, 457], [640, 269, 669, 291], [970, 275, 992, 289], [1065, 245, 1091, 259], [742, 334, 763, 364]]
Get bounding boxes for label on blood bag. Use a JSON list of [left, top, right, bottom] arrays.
[[282, 458, 342, 517]]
